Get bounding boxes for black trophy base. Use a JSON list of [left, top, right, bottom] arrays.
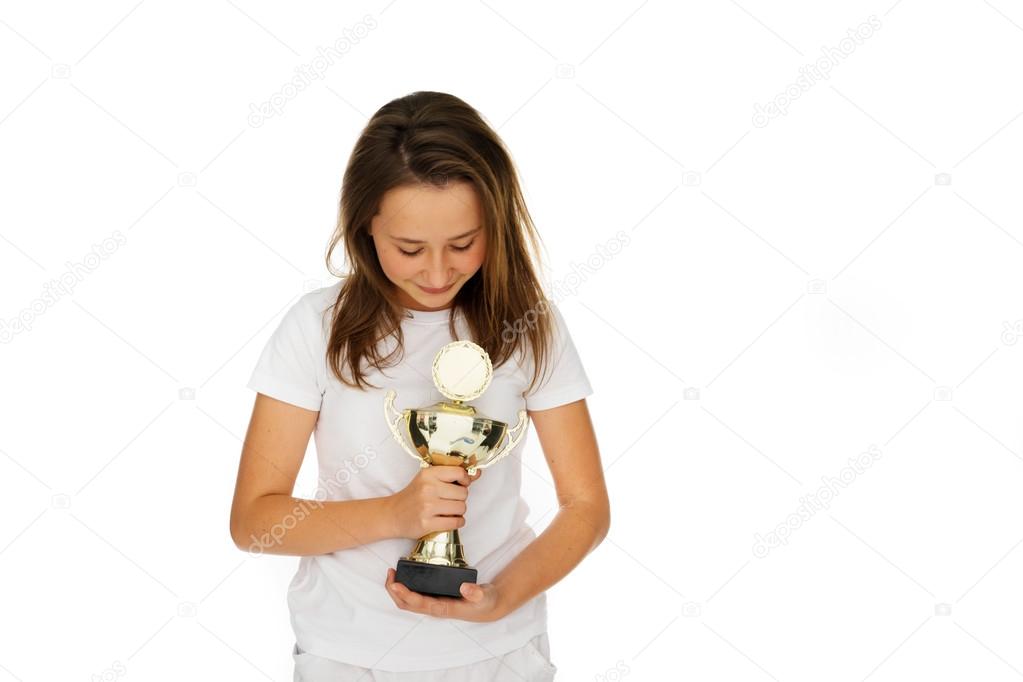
[[395, 558, 478, 598]]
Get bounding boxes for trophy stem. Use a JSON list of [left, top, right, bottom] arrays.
[[405, 529, 470, 568]]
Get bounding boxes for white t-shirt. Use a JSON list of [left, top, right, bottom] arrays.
[[246, 280, 593, 672]]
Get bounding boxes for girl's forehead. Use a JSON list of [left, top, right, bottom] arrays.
[[374, 182, 482, 239]]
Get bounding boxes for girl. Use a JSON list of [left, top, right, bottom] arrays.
[[229, 91, 610, 682]]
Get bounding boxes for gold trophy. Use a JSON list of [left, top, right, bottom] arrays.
[[383, 340, 528, 597]]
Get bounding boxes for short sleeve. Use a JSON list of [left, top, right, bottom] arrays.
[[523, 302, 594, 411], [246, 293, 327, 411]]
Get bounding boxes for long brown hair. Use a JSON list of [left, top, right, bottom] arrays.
[[324, 91, 555, 395]]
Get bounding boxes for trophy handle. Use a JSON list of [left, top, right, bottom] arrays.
[[384, 389, 429, 468], [466, 409, 528, 475]]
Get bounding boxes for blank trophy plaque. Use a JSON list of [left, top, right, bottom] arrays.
[[383, 340, 528, 597]]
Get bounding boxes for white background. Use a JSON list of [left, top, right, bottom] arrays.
[[2, 1, 1023, 680]]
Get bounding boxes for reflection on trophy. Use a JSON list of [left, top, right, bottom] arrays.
[[383, 340, 528, 597]]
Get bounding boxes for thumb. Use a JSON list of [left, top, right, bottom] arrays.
[[460, 583, 480, 600]]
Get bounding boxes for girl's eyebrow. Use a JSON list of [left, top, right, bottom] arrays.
[[391, 227, 481, 245]]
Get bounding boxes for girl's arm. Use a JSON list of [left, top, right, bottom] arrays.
[[229, 393, 397, 556], [491, 398, 610, 617]]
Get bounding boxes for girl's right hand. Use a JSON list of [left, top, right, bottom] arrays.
[[388, 465, 482, 539]]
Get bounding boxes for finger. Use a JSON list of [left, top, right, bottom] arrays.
[[386, 570, 413, 610], [433, 465, 470, 485], [387, 569, 414, 604], [439, 483, 469, 501], [385, 568, 401, 595], [434, 500, 466, 517], [427, 600, 451, 618], [393, 584, 453, 617], [387, 570, 415, 600], [414, 594, 451, 618], [391, 581, 422, 607], [389, 582, 426, 612], [387, 588, 406, 609]]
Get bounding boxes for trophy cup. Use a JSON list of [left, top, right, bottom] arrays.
[[383, 340, 528, 597]]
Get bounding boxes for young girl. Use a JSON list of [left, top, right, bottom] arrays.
[[230, 91, 610, 681]]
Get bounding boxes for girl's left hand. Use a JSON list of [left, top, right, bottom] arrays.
[[385, 568, 503, 622]]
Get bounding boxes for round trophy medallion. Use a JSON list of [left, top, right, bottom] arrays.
[[432, 340, 493, 402]]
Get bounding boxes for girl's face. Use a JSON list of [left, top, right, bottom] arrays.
[[368, 180, 487, 312]]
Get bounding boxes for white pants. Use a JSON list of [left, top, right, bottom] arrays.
[[292, 632, 557, 681]]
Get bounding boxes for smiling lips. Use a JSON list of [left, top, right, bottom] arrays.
[[417, 281, 454, 294]]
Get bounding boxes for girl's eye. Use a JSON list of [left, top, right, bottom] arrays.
[[398, 240, 475, 257]]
